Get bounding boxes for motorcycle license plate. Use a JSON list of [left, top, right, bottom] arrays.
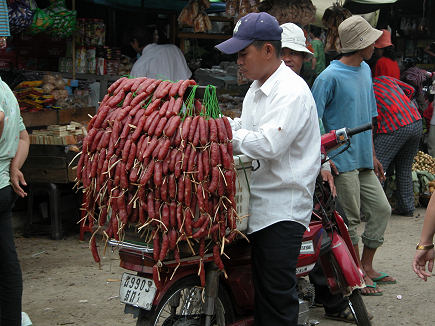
[[119, 273, 157, 310]]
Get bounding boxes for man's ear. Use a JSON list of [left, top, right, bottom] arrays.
[[264, 43, 275, 59]]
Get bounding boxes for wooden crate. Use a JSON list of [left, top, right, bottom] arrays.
[[21, 145, 79, 184], [22, 107, 96, 128]]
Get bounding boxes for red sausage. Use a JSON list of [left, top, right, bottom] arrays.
[[147, 112, 162, 136], [220, 143, 232, 170], [208, 167, 219, 193], [174, 150, 183, 178], [154, 117, 168, 137], [159, 232, 169, 261], [161, 204, 170, 230], [108, 77, 126, 93], [216, 118, 228, 142], [144, 98, 161, 116], [140, 160, 156, 186], [169, 80, 183, 97], [165, 97, 175, 118], [126, 142, 137, 171], [172, 97, 183, 116], [181, 116, 192, 141], [188, 116, 200, 143], [199, 116, 207, 146], [184, 175, 192, 207], [154, 161, 163, 187], [143, 110, 159, 133], [153, 230, 160, 261], [208, 119, 218, 143], [184, 207, 193, 236], [158, 138, 171, 161], [210, 142, 220, 167], [158, 100, 170, 117], [169, 228, 177, 250], [222, 116, 233, 139], [177, 175, 185, 203]]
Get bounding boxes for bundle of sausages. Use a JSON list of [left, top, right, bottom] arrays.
[[76, 77, 242, 288]]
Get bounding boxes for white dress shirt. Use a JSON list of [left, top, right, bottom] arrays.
[[130, 43, 192, 81], [230, 62, 320, 233]]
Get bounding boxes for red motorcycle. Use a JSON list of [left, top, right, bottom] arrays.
[[108, 123, 373, 326]]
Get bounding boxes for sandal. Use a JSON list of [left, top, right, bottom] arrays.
[[324, 306, 355, 324], [371, 272, 397, 284], [361, 282, 383, 296]]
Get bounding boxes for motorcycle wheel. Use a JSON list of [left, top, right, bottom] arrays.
[[136, 275, 234, 326], [348, 290, 372, 326]]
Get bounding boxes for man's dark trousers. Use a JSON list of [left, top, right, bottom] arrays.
[[250, 221, 305, 326]]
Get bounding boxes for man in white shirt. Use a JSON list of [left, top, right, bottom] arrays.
[[129, 27, 191, 81], [216, 12, 320, 326]]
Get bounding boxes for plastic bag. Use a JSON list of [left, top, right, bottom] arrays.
[[7, 0, 34, 34], [30, 7, 52, 34], [46, 0, 76, 38]]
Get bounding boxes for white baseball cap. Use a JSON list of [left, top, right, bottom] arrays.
[[280, 23, 313, 57]]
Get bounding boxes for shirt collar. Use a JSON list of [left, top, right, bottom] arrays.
[[142, 43, 157, 55], [251, 61, 286, 97]]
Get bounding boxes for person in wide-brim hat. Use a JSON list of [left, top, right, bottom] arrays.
[[372, 29, 400, 79], [312, 15, 397, 297]]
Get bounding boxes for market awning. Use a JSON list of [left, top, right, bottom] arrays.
[[82, 0, 226, 13], [352, 0, 397, 3], [312, 0, 398, 27]]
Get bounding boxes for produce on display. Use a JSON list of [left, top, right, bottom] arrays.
[[178, 0, 213, 33], [261, 0, 315, 25], [7, 0, 34, 34], [387, 151, 435, 208], [412, 150, 435, 175], [29, 0, 76, 38], [13, 74, 68, 111], [412, 151, 435, 198], [321, 3, 352, 54], [76, 77, 246, 289], [225, 0, 260, 19]]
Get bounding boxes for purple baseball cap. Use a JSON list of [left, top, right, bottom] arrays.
[[215, 12, 282, 54]]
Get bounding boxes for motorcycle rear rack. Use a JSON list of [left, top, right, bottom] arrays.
[[108, 238, 214, 267], [108, 239, 153, 254]]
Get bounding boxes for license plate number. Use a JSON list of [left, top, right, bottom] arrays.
[[119, 273, 157, 310]]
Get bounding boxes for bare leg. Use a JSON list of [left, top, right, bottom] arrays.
[[362, 246, 396, 282], [354, 244, 382, 295]]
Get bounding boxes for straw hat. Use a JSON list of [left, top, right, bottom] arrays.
[[338, 16, 382, 53]]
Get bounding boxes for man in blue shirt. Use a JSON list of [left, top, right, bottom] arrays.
[[312, 16, 395, 296]]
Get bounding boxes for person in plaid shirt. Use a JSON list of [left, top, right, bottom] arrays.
[[373, 75, 422, 216]]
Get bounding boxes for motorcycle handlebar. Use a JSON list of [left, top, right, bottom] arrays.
[[346, 123, 372, 137]]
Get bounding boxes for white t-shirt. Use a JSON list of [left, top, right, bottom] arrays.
[[230, 62, 321, 233], [130, 43, 192, 81]]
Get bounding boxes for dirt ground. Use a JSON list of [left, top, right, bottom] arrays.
[[12, 206, 435, 326]]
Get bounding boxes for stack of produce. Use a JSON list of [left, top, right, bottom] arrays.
[[13, 80, 51, 111], [76, 77, 242, 288], [412, 151, 435, 175], [263, 0, 316, 26], [14, 74, 68, 112], [178, 0, 212, 33], [225, 0, 260, 19], [322, 3, 352, 54]]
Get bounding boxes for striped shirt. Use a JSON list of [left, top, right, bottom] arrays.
[[0, 0, 10, 37], [373, 76, 421, 134]]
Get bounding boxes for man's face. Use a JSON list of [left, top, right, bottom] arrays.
[[130, 39, 141, 54], [281, 48, 305, 75], [360, 43, 375, 60], [237, 44, 268, 81]]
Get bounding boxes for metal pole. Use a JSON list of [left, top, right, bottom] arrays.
[[72, 0, 76, 80]]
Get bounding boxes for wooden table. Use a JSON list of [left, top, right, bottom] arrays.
[[22, 107, 96, 128], [21, 144, 81, 239]]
